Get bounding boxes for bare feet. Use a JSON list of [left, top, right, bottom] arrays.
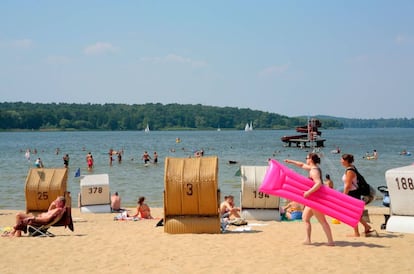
[[302, 240, 312, 245], [346, 233, 360, 237], [364, 229, 378, 237], [326, 242, 335, 246], [1, 230, 15, 237]]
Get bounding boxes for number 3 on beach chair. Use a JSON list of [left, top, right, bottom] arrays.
[[163, 156, 221, 234]]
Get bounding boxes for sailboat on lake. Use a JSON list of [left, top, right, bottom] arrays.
[[144, 124, 150, 133], [245, 121, 253, 131]]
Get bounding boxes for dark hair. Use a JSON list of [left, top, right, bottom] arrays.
[[325, 174, 330, 179], [308, 153, 321, 164], [341, 154, 354, 164], [138, 196, 145, 205]]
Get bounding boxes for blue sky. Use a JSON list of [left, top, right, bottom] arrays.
[[1, 1, 413, 119]]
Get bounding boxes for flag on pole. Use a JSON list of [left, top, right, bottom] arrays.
[[74, 168, 81, 178]]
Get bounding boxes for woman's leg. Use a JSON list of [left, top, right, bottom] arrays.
[[360, 218, 372, 234], [313, 210, 335, 246], [302, 206, 313, 244]]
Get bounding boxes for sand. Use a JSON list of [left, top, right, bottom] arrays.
[[1, 206, 413, 274]]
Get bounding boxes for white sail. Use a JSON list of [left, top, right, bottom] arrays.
[[245, 122, 253, 131], [145, 124, 150, 133]]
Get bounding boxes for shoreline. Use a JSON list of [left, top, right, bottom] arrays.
[[2, 206, 414, 273]]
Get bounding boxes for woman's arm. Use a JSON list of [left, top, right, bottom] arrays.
[[132, 206, 140, 218], [284, 159, 311, 171]]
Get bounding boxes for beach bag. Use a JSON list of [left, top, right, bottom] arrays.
[[347, 167, 374, 204]]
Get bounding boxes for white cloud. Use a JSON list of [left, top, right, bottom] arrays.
[[258, 63, 290, 78], [140, 53, 207, 68], [395, 34, 414, 45], [83, 42, 117, 55]]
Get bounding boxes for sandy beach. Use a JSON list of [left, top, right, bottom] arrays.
[[1, 206, 413, 274]]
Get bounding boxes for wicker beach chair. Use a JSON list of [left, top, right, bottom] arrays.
[[240, 165, 281, 221], [163, 156, 221, 234], [78, 174, 111, 213], [25, 168, 68, 213]]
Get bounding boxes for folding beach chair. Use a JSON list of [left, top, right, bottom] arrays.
[[28, 207, 74, 237]]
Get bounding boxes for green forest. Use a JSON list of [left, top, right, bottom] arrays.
[[0, 102, 413, 131]]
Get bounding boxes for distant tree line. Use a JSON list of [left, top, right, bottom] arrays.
[[334, 117, 414, 128], [1, 102, 409, 131]]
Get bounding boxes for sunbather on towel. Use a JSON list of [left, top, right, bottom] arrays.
[[281, 200, 303, 221], [220, 195, 241, 219], [131, 196, 153, 219], [4, 196, 66, 237]]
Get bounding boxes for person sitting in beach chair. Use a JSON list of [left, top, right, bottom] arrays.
[[3, 196, 70, 237]]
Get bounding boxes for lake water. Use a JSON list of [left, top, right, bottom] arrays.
[[1, 128, 413, 210]]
